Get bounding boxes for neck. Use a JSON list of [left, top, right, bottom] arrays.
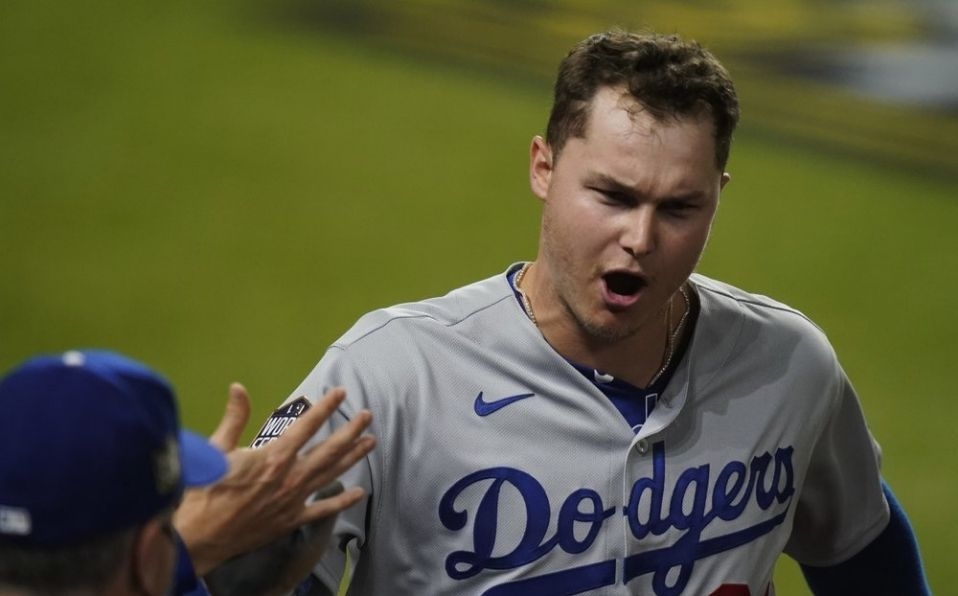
[[562, 330, 669, 388]]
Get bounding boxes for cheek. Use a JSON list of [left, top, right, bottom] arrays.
[[544, 207, 610, 263], [542, 199, 579, 244], [668, 225, 713, 269]]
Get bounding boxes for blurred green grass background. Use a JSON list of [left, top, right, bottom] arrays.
[[1, 1, 955, 592]]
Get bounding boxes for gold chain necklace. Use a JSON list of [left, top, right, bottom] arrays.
[[513, 262, 537, 325], [514, 262, 690, 386], [648, 284, 690, 386]]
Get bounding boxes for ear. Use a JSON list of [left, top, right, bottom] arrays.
[[529, 135, 553, 202], [720, 171, 731, 190], [131, 518, 176, 596]]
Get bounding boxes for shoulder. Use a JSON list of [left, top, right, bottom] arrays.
[[288, 264, 535, 410], [689, 274, 841, 378], [331, 266, 518, 351], [692, 274, 829, 338]]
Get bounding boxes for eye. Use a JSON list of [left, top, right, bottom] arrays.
[[659, 200, 695, 218], [592, 187, 633, 206]]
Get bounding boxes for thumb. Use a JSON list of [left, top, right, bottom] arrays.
[[209, 382, 252, 452]]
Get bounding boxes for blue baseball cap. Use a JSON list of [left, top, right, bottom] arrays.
[[0, 350, 228, 547]]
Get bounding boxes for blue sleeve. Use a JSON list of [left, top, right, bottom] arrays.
[[800, 480, 930, 595], [172, 532, 211, 596]]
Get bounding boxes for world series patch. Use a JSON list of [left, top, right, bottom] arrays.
[[251, 396, 311, 448]]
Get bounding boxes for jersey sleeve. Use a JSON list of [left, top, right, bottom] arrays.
[[784, 368, 890, 566], [799, 480, 931, 595], [285, 345, 381, 593]]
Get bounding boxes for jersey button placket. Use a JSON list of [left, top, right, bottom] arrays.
[[635, 439, 649, 455]]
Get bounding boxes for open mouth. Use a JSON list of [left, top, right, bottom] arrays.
[[603, 271, 646, 298]]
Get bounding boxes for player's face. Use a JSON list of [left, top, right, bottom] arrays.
[[529, 86, 729, 347]]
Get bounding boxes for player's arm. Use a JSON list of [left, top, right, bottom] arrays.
[[800, 480, 930, 596]]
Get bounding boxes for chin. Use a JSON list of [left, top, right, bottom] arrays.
[[578, 314, 641, 343]]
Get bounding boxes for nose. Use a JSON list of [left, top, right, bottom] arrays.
[[621, 206, 657, 258]]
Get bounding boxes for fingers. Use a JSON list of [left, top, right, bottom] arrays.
[[260, 387, 375, 514], [300, 409, 371, 463], [296, 419, 376, 494], [209, 383, 252, 451], [266, 387, 347, 459], [299, 485, 366, 525]]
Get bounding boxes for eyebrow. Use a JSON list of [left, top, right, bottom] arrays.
[[584, 173, 633, 193], [584, 173, 706, 202]]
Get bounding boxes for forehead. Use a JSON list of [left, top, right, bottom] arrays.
[[576, 86, 720, 175]]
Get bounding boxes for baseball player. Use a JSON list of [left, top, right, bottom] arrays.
[[242, 31, 929, 594]]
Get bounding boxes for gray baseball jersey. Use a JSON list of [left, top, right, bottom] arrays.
[[282, 265, 889, 595]]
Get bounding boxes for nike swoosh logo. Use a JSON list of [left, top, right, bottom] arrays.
[[474, 392, 535, 417]]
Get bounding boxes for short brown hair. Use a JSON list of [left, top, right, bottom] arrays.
[[546, 30, 740, 169]]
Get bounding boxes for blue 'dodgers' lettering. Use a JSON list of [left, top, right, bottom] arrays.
[[438, 442, 795, 595], [439, 467, 615, 580]]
